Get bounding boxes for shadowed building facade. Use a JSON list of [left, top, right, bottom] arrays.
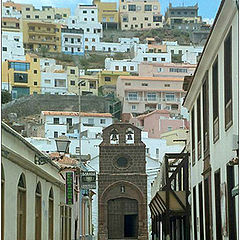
[[98, 123, 148, 240]]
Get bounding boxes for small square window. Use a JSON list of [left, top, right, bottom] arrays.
[[70, 69, 75, 74], [26, 15, 30, 18], [100, 119, 106, 124], [47, 16, 51, 19], [161, 58, 165, 61], [143, 57, 147, 61], [65, 47, 68, 51], [70, 81, 75, 85], [2, 47, 7, 51], [130, 66, 134, 70], [34, 81, 37, 85], [115, 66, 119, 70], [131, 105, 136, 110], [35, 15, 39, 19], [152, 57, 157, 61], [91, 10, 94, 13], [34, 70, 37, 74], [54, 131, 58, 138], [83, 10, 87, 14], [105, 77, 111, 82], [53, 118, 59, 124], [91, 18, 94, 21], [84, 18, 87, 21], [34, 58, 37, 62]]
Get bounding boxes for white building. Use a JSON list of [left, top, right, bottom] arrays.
[[183, 0, 238, 239], [105, 51, 171, 73], [41, 71, 68, 95], [75, 5, 98, 23], [61, 28, 84, 55], [2, 6, 22, 18], [2, 31, 25, 61], [105, 58, 139, 73], [40, 111, 113, 139], [164, 41, 203, 64]]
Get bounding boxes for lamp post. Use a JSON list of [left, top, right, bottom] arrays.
[[55, 135, 71, 154], [78, 80, 85, 162]]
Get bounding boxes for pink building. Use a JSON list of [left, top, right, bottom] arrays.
[[117, 75, 186, 115], [139, 62, 196, 78], [130, 110, 189, 138]]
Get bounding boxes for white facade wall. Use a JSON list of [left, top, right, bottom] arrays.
[[75, 5, 98, 23], [133, 52, 172, 63], [119, 37, 139, 45], [184, 1, 238, 239], [40, 58, 62, 72], [2, 6, 22, 18], [42, 114, 113, 139], [41, 72, 68, 95], [105, 58, 139, 73], [61, 30, 84, 55], [2, 31, 25, 61], [166, 44, 203, 64]]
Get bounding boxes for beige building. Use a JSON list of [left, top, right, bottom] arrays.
[[160, 128, 189, 145], [119, 0, 163, 30], [1, 122, 67, 240], [22, 20, 62, 53], [21, 5, 70, 21]]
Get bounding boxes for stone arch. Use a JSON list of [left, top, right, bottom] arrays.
[[99, 181, 147, 239], [18, 173, 26, 188], [100, 180, 145, 204]]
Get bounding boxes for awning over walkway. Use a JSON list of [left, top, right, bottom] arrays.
[[150, 190, 186, 216]]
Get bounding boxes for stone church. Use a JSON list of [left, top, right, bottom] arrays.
[[98, 123, 148, 240]]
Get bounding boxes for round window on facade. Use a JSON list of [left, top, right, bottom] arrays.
[[116, 157, 128, 168]]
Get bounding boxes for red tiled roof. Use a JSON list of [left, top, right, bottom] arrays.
[[42, 111, 112, 118]]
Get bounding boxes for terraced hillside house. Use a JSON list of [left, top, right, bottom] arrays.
[[165, 3, 202, 30], [2, 53, 41, 99], [93, 0, 119, 29], [119, 0, 163, 30], [117, 75, 186, 116], [21, 5, 70, 21], [98, 70, 130, 87], [61, 28, 84, 55], [40, 111, 113, 139], [22, 20, 62, 53]]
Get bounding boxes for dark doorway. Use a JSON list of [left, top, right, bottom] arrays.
[[204, 176, 211, 240], [214, 170, 222, 240], [124, 214, 138, 238], [108, 198, 138, 239]]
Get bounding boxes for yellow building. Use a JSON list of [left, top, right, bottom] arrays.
[[2, 17, 21, 32], [66, 66, 80, 94], [2, 53, 41, 99], [98, 70, 130, 87], [93, 0, 119, 29], [79, 75, 99, 96], [22, 20, 61, 53], [119, 0, 163, 30]]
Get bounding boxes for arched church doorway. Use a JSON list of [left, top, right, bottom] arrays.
[[107, 198, 138, 239]]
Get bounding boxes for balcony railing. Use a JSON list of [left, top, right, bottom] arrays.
[[125, 96, 181, 102]]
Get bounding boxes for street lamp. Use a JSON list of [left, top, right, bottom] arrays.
[[78, 80, 85, 162], [55, 135, 71, 154]]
